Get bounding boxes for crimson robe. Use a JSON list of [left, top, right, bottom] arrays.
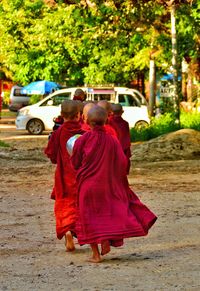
[[81, 122, 117, 138], [44, 121, 84, 239], [71, 125, 157, 246], [109, 115, 131, 174]]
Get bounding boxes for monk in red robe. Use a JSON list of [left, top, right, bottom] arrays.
[[71, 106, 157, 263], [109, 103, 132, 174], [44, 100, 84, 252], [81, 101, 117, 138], [73, 88, 86, 102], [81, 102, 96, 131], [97, 100, 117, 137]]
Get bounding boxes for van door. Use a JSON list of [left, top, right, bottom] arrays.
[[116, 93, 149, 128]]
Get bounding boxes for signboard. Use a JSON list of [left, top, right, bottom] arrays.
[[160, 85, 175, 98]]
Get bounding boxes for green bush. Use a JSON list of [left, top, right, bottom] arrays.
[[180, 111, 200, 131], [130, 111, 200, 142]]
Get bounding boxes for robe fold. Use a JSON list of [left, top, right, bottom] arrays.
[[44, 121, 84, 239], [71, 126, 157, 246]]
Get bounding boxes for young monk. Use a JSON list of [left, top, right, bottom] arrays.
[[71, 105, 157, 263], [81, 102, 96, 131], [109, 103, 132, 174], [44, 100, 84, 251], [73, 88, 86, 102], [97, 100, 117, 137]]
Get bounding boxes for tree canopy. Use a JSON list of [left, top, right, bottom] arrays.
[[0, 0, 199, 86]]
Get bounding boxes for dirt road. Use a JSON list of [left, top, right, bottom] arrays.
[[0, 125, 199, 291]]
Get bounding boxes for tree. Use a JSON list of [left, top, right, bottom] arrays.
[[0, 0, 198, 90]]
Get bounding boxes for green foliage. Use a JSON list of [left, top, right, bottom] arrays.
[[180, 111, 200, 131], [130, 111, 200, 142], [2, 91, 10, 106], [0, 140, 10, 147], [0, 0, 199, 85], [29, 95, 42, 104]]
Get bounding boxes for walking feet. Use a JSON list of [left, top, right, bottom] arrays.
[[101, 240, 110, 256], [65, 231, 75, 252], [88, 243, 102, 263]]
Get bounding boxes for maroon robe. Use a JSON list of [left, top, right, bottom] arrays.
[[81, 122, 91, 132], [109, 115, 131, 174], [44, 121, 84, 239], [81, 122, 117, 138], [71, 125, 157, 246]]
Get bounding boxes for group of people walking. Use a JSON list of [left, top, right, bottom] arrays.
[[44, 89, 157, 263]]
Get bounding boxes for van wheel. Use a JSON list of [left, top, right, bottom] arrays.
[[134, 121, 149, 129], [27, 119, 44, 135]]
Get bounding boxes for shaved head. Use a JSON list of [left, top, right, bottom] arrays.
[[82, 102, 96, 122], [61, 100, 79, 120], [111, 103, 123, 115], [97, 100, 112, 114], [87, 105, 108, 127], [73, 88, 86, 101]]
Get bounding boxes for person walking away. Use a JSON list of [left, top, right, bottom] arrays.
[[71, 106, 157, 263], [109, 103, 132, 174], [97, 100, 117, 137], [44, 100, 84, 251]]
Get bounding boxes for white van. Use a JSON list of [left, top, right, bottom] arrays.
[[16, 86, 150, 135], [9, 85, 30, 112]]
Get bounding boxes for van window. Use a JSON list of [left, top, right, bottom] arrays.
[[91, 94, 113, 102], [118, 94, 140, 107], [41, 92, 71, 106], [87, 88, 115, 102], [13, 88, 26, 97]]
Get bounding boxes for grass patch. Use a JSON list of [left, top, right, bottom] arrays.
[[0, 140, 10, 147], [0, 110, 17, 117], [130, 111, 200, 142]]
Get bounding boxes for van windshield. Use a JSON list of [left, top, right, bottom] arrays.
[[118, 94, 141, 107], [41, 92, 71, 106]]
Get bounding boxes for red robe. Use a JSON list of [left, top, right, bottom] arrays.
[[109, 115, 131, 174], [81, 122, 117, 138], [71, 125, 157, 246], [44, 121, 84, 239]]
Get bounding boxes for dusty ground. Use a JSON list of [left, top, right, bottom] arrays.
[[0, 125, 199, 291]]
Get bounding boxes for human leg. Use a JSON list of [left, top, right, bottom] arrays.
[[65, 231, 75, 252], [101, 240, 111, 255], [88, 243, 102, 263]]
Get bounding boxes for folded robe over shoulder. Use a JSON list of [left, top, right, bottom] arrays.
[[71, 125, 157, 246], [44, 121, 84, 240]]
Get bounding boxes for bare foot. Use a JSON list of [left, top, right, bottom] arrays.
[[87, 256, 103, 263], [65, 231, 75, 252], [101, 240, 110, 256]]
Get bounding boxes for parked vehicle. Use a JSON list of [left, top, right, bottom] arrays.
[[9, 86, 30, 112], [16, 86, 150, 135]]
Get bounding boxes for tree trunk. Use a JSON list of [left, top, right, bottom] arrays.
[[149, 59, 156, 117], [171, 3, 180, 125]]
